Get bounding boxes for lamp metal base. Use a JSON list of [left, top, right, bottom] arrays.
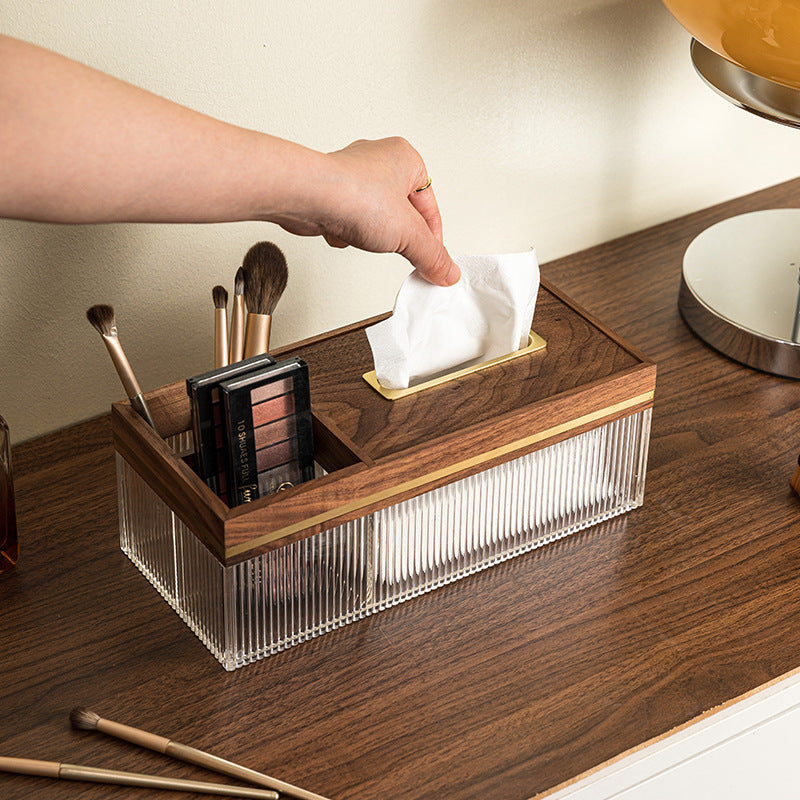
[[691, 39, 800, 130]]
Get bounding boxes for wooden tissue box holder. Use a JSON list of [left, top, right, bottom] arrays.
[[112, 279, 656, 670]]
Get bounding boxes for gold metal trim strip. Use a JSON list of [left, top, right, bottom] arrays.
[[362, 331, 547, 400], [225, 390, 654, 559]]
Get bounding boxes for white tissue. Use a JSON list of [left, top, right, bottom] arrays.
[[366, 251, 540, 390]]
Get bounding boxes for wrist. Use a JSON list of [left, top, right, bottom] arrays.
[[249, 136, 337, 230]]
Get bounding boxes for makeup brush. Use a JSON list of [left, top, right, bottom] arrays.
[[242, 242, 288, 358], [0, 755, 279, 798], [229, 266, 246, 364], [70, 708, 331, 800], [213, 285, 229, 369], [86, 304, 157, 431]]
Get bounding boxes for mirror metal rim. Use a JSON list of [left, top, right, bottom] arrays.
[[679, 270, 800, 379], [679, 210, 800, 379]]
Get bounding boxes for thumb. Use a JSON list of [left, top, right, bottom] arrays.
[[399, 212, 460, 286]]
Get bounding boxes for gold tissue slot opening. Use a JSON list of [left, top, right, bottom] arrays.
[[363, 331, 547, 401]]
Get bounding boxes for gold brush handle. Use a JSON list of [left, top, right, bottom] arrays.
[[0, 756, 60, 778], [59, 763, 279, 797], [243, 313, 272, 359], [101, 335, 156, 430], [92, 713, 332, 800], [215, 307, 229, 368], [101, 335, 141, 398], [0, 756, 279, 798], [229, 294, 245, 363], [167, 741, 332, 800], [129, 393, 157, 430]]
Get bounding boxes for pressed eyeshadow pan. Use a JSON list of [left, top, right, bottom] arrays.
[[255, 437, 296, 472], [255, 414, 296, 450], [252, 392, 295, 427], [252, 377, 292, 404]]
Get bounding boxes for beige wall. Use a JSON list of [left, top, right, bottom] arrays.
[[3, 1, 800, 442]]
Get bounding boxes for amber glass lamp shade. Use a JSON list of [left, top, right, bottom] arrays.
[[663, 0, 800, 89]]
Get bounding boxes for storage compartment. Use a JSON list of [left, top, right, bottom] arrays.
[[113, 280, 656, 669]]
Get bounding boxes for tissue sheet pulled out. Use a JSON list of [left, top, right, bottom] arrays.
[[366, 251, 539, 390]]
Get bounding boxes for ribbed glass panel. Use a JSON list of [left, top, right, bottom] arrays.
[[372, 408, 650, 608], [222, 515, 372, 668], [117, 409, 651, 670]]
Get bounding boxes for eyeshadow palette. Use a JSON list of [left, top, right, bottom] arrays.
[[186, 353, 276, 504], [220, 357, 314, 506]]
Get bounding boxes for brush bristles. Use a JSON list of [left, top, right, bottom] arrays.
[[70, 707, 101, 731], [86, 304, 116, 337], [234, 266, 245, 296], [212, 285, 228, 309], [242, 242, 288, 316]]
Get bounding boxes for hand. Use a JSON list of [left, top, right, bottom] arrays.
[[272, 137, 461, 287]]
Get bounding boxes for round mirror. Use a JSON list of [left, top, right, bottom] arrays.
[[679, 209, 800, 377]]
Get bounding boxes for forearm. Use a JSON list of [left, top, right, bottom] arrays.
[[0, 34, 324, 224]]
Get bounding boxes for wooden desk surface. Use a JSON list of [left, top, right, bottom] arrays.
[[3, 180, 800, 800]]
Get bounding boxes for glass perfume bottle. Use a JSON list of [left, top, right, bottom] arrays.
[[0, 414, 18, 572]]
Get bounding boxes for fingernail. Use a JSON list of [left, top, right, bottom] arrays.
[[443, 262, 461, 286]]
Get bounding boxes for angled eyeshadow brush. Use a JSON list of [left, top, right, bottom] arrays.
[[86, 304, 157, 431]]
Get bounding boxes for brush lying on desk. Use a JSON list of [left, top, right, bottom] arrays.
[[70, 707, 331, 800], [0, 755, 278, 798], [86, 304, 157, 432]]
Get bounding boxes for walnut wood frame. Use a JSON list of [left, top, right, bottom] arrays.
[[111, 278, 656, 566]]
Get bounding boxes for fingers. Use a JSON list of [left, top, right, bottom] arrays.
[[323, 232, 349, 248], [406, 175, 459, 285], [408, 178, 444, 242], [400, 207, 460, 287]]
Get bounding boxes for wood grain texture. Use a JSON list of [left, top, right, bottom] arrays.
[[4, 178, 800, 799]]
